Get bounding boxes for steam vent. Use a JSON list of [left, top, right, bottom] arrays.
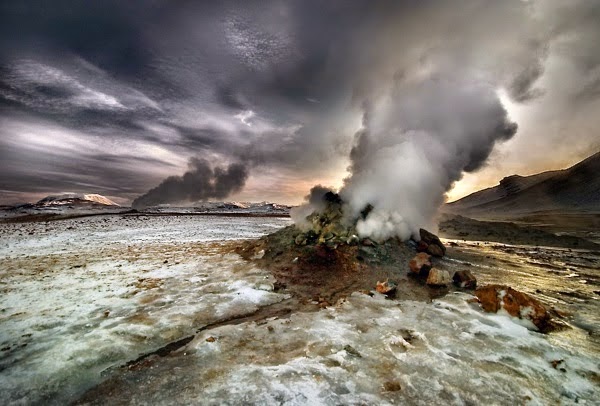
[[238, 191, 453, 306]]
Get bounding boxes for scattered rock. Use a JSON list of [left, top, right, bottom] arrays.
[[426, 268, 450, 286], [416, 241, 429, 252], [475, 285, 557, 332], [343, 344, 362, 357], [316, 297, 331, 308], [273, 281, 287, 292], [452, 270, 477, 289], [426, 243, 444, 257], [376, 279, 398, 297], [419, 228, 446, 257], [362, 238, 375, 246], [409, 252, 432, 276]]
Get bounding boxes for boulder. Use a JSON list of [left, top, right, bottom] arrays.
[[426, 244, 444, 257], [453, 270, 477, 289], [475, 285, 556, 332], [409, 252, 432, 276], [416, 240, 429, 253], [426, 268, 451, 286], [419, 228, 446, 257], [376, 279, 398, 297]]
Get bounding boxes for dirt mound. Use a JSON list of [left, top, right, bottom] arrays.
[[236, 225, 448, 305]]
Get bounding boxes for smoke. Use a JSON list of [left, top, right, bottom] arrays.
[[132, 158, 248, 209]]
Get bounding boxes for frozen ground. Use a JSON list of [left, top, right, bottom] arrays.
[[1, 215, 599, 405], [79, 292, 599, 406], [0, 215, 291, 404]]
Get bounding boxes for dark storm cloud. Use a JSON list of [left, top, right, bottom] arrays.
[[0, 0, 598, 205]]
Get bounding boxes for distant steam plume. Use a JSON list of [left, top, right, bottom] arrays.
[[132, 158, 248, 209]]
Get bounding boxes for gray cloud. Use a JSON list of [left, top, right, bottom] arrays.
[[0, 0, 598, 206]]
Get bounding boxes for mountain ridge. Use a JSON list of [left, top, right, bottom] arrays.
[[446, 151, 600, 216]]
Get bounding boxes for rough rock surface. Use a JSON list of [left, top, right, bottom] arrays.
[[475, 285, 557, 332], [419, 228, 446, 257], [453, 270, 477, 289], [426, 268, 451, 286], [376, 279, 398, 297], [409, 252, 432, 276]]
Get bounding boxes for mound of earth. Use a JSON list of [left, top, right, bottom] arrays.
[[236, 225, 450, 306], [236, 192, 460, 310]]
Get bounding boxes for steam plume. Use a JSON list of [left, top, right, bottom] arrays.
[[292, 73, 518, 241], [340, 76, 517, 241], [132, 158, 248, 209]]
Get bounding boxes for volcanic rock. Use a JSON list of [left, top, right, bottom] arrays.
[[475, 285, 556, 332], [426, 244, 444, 257], [376, 279, 398, 297], [416, 241, 429, 253], [419, 228, 446, 257], [426, 268, 450, 286], [453, 270, 477, 289], [409, 252, 432, 276]]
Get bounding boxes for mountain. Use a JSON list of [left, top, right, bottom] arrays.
[[446, 151, 600, 216], [36, 193, 119, 207]]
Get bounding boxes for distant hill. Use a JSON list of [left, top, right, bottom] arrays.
[[446, 151, 600, 217], [36, 193, 119, 207]]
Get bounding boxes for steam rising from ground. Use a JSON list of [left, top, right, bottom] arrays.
[[293, 77, 518, 241], [342, 78, 517, 240], [132, 158, 248, 209]]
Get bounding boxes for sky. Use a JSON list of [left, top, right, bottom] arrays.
[[0, 0, 599, 206]]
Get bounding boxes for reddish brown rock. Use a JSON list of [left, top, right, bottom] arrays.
[[416, 241, 429, 253], [453, 270, 477, 289], [426, 268, 450, 286], [376, 279, 398, 297], [475, 285, 556, 332], [426, 244, 444, 258], [409, 252, 432, 277]]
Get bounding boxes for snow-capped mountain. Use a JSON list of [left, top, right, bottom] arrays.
[[37, 193, 120, 206]]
